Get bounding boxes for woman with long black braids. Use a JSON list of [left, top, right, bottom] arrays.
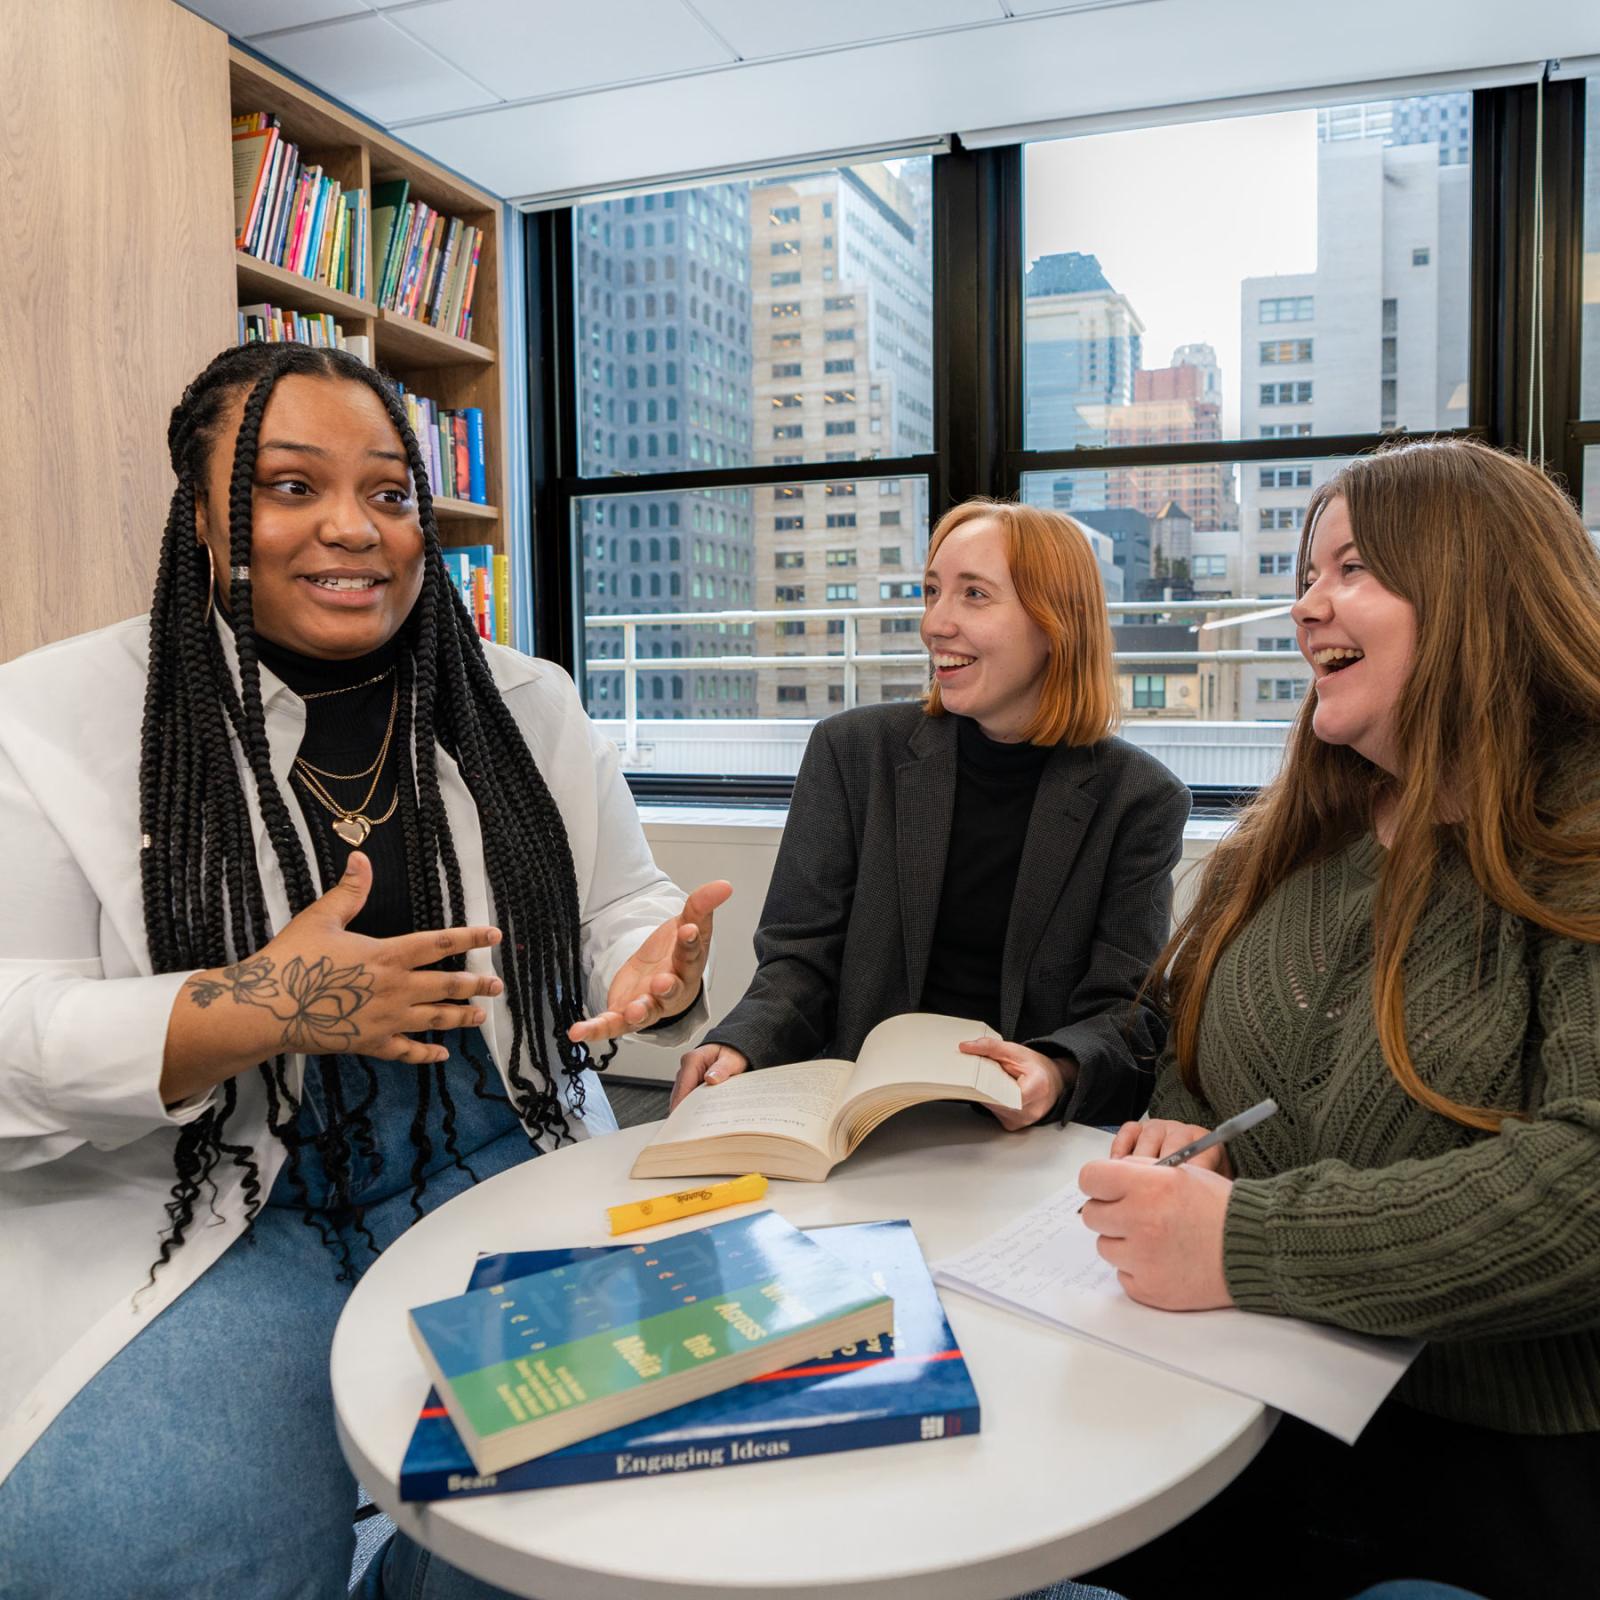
[[0, 342, 728, 1600]]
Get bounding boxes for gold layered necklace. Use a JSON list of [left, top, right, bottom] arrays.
[[292, 673, 401, 847]]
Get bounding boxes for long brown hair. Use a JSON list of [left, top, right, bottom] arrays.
[[1162, 439, 1600, 1131], [923, 497, 1119, 746]]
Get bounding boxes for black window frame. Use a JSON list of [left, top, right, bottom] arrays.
[[528, 80, 1589, 810]]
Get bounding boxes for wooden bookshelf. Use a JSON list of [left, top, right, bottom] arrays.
[[226, 49, 511, 615]]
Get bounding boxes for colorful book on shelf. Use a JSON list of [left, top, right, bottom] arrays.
[[371, 180, 410, 306], [399, 1219, 978, 1500], [231, 117, 277, 250], [492, 554, 510, 646], [465, 409, 488, 504], [456, 543, 495, 640], [406, 1210, 893, 1477], [443, 550, 473, 619]]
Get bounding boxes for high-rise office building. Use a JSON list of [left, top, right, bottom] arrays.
[[749, 162, 934, 717], [1023, 252, 1144, 512], [1236, 104, 1472, 715], [575, 183, 758, 719]]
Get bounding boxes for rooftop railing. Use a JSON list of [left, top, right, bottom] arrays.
[[583, 598, 1300, 760]]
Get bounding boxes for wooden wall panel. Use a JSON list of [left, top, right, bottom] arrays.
[[0, 0, 236, 662]]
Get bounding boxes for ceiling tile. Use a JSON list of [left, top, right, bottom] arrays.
[[250, 11, 500, 122], [181, 0, 370, 33], [387, 0, 736, 102], [690, 0, 1003, 59]]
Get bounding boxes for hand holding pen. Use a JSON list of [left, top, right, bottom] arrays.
[[1081, 1099, 1279, 1214], [1108, 1098, 1279, 1178]]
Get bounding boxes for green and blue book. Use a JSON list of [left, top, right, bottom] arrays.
[[407, 1210, 894, 1476], [400, 1219, 978, 1499]]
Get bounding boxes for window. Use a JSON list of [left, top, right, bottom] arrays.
[[770, 241, 800, 256], [824, 358, 856, 374], [768, 205, 800, 225], [879, 545, 903, 565], [825, 513, 857, 528], [1260, 340, 1313, 363], [824, 295, 856, 312], [774, 549, 804, 566], [772, 393, 803, 408], [824, 328, 856, 343], [772, 362, 802, 378], [1412, 247, 1431, 266], [1257, 678, 1309, 702], [774, 515, 804, 532], [1191, 554, 1228, 578], [880, 616, 918, 633], [880, 579, 922, 599], [824, 548, 856, 566], [826, 582, 858, 600], [776, 685, 808, 703], [1259, 507, 1304, 530], [1260, 295, 1314, 323], [1132, 675, 1166, 709], [823, 390, 854, 405], [775, 584, 805, 602], [1259, 553, 1296, 575], [773, 424, 804, 440], [1260, 382, 1314, 405], [776, 620, 806, 636], [1260, 637, 1298, 651], [771, 271, 802, 287], [1261, 422, 1314, 438], [771, 301, 802, 319], [824, 420, 857, 436], [1260, 467, 1312, 488]]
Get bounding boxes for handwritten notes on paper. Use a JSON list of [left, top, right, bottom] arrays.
[[933, 1182, 1419, 1444]]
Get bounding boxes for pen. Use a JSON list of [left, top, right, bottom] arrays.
[[606, 1173, 768, 1236], [1152, 1098, 1278, 1168], [1079, 1098, 1278, 1212]]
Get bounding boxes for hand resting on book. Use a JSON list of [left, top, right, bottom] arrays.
[[672, 1042, 750, 1109], [957, 1037, 1073, 1130]]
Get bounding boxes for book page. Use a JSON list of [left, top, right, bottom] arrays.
[[648, 1061, 854, 1153], [846, 1013, 1020, 1111], [933, 1178, 1418, 1445]]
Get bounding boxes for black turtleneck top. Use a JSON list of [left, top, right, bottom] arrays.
[[918, 715, 1052, 1031], [254, 633, 417, 940]]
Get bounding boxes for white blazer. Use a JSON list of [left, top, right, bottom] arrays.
[[0, 615, 704, 1484]]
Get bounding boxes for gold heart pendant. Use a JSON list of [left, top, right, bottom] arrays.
[[333, 815, 371, 847]]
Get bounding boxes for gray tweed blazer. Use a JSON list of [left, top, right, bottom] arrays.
[[705, 703, 1191, 1126]]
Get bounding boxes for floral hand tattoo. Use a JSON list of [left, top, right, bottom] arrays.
[[185, 954, 374, 1053]]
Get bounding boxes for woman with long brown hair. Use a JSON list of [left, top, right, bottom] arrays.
[[1075, 439, 1600, 1600], [674, 497, 1189, 1132]]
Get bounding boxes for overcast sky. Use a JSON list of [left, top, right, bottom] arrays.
[[1024, 109, 1321, 437]]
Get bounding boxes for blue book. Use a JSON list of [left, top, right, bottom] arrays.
[[442, 549, 473, 620], [400, 1220, 978, 1499], [407, 1211, 892, 1476], [464, 408, 488, 504]]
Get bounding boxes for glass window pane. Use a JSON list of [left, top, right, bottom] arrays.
[[1023, 91, 1472, 448], [573, 160, 932, 479], [1020, 455, 1353, 776], [575, 477, 929, 770], [1583, 79, 1599, 419], [1583, 445, 1600, 543]]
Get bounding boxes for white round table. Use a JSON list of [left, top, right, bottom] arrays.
[[332, 1105, 1272, 1600]]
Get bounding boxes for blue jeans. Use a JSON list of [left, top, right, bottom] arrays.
[[0, 1042, 534, 1600]]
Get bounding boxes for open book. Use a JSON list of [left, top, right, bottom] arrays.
[[630, 1012, 1023, 1183]]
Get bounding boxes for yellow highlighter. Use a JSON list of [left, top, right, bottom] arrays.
[[606, 1174, 768, 1236]]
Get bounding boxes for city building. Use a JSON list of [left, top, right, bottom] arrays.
[[748, 162, 934, 717], [574, 183, 759, 718], [1022, 251, 1144, 511], [1235, 101, 1472, 714]]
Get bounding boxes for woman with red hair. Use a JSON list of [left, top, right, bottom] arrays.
[[675, 496, 1189, 1130]]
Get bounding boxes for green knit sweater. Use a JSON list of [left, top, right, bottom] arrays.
[[1150, 830, 1600, 1436]]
